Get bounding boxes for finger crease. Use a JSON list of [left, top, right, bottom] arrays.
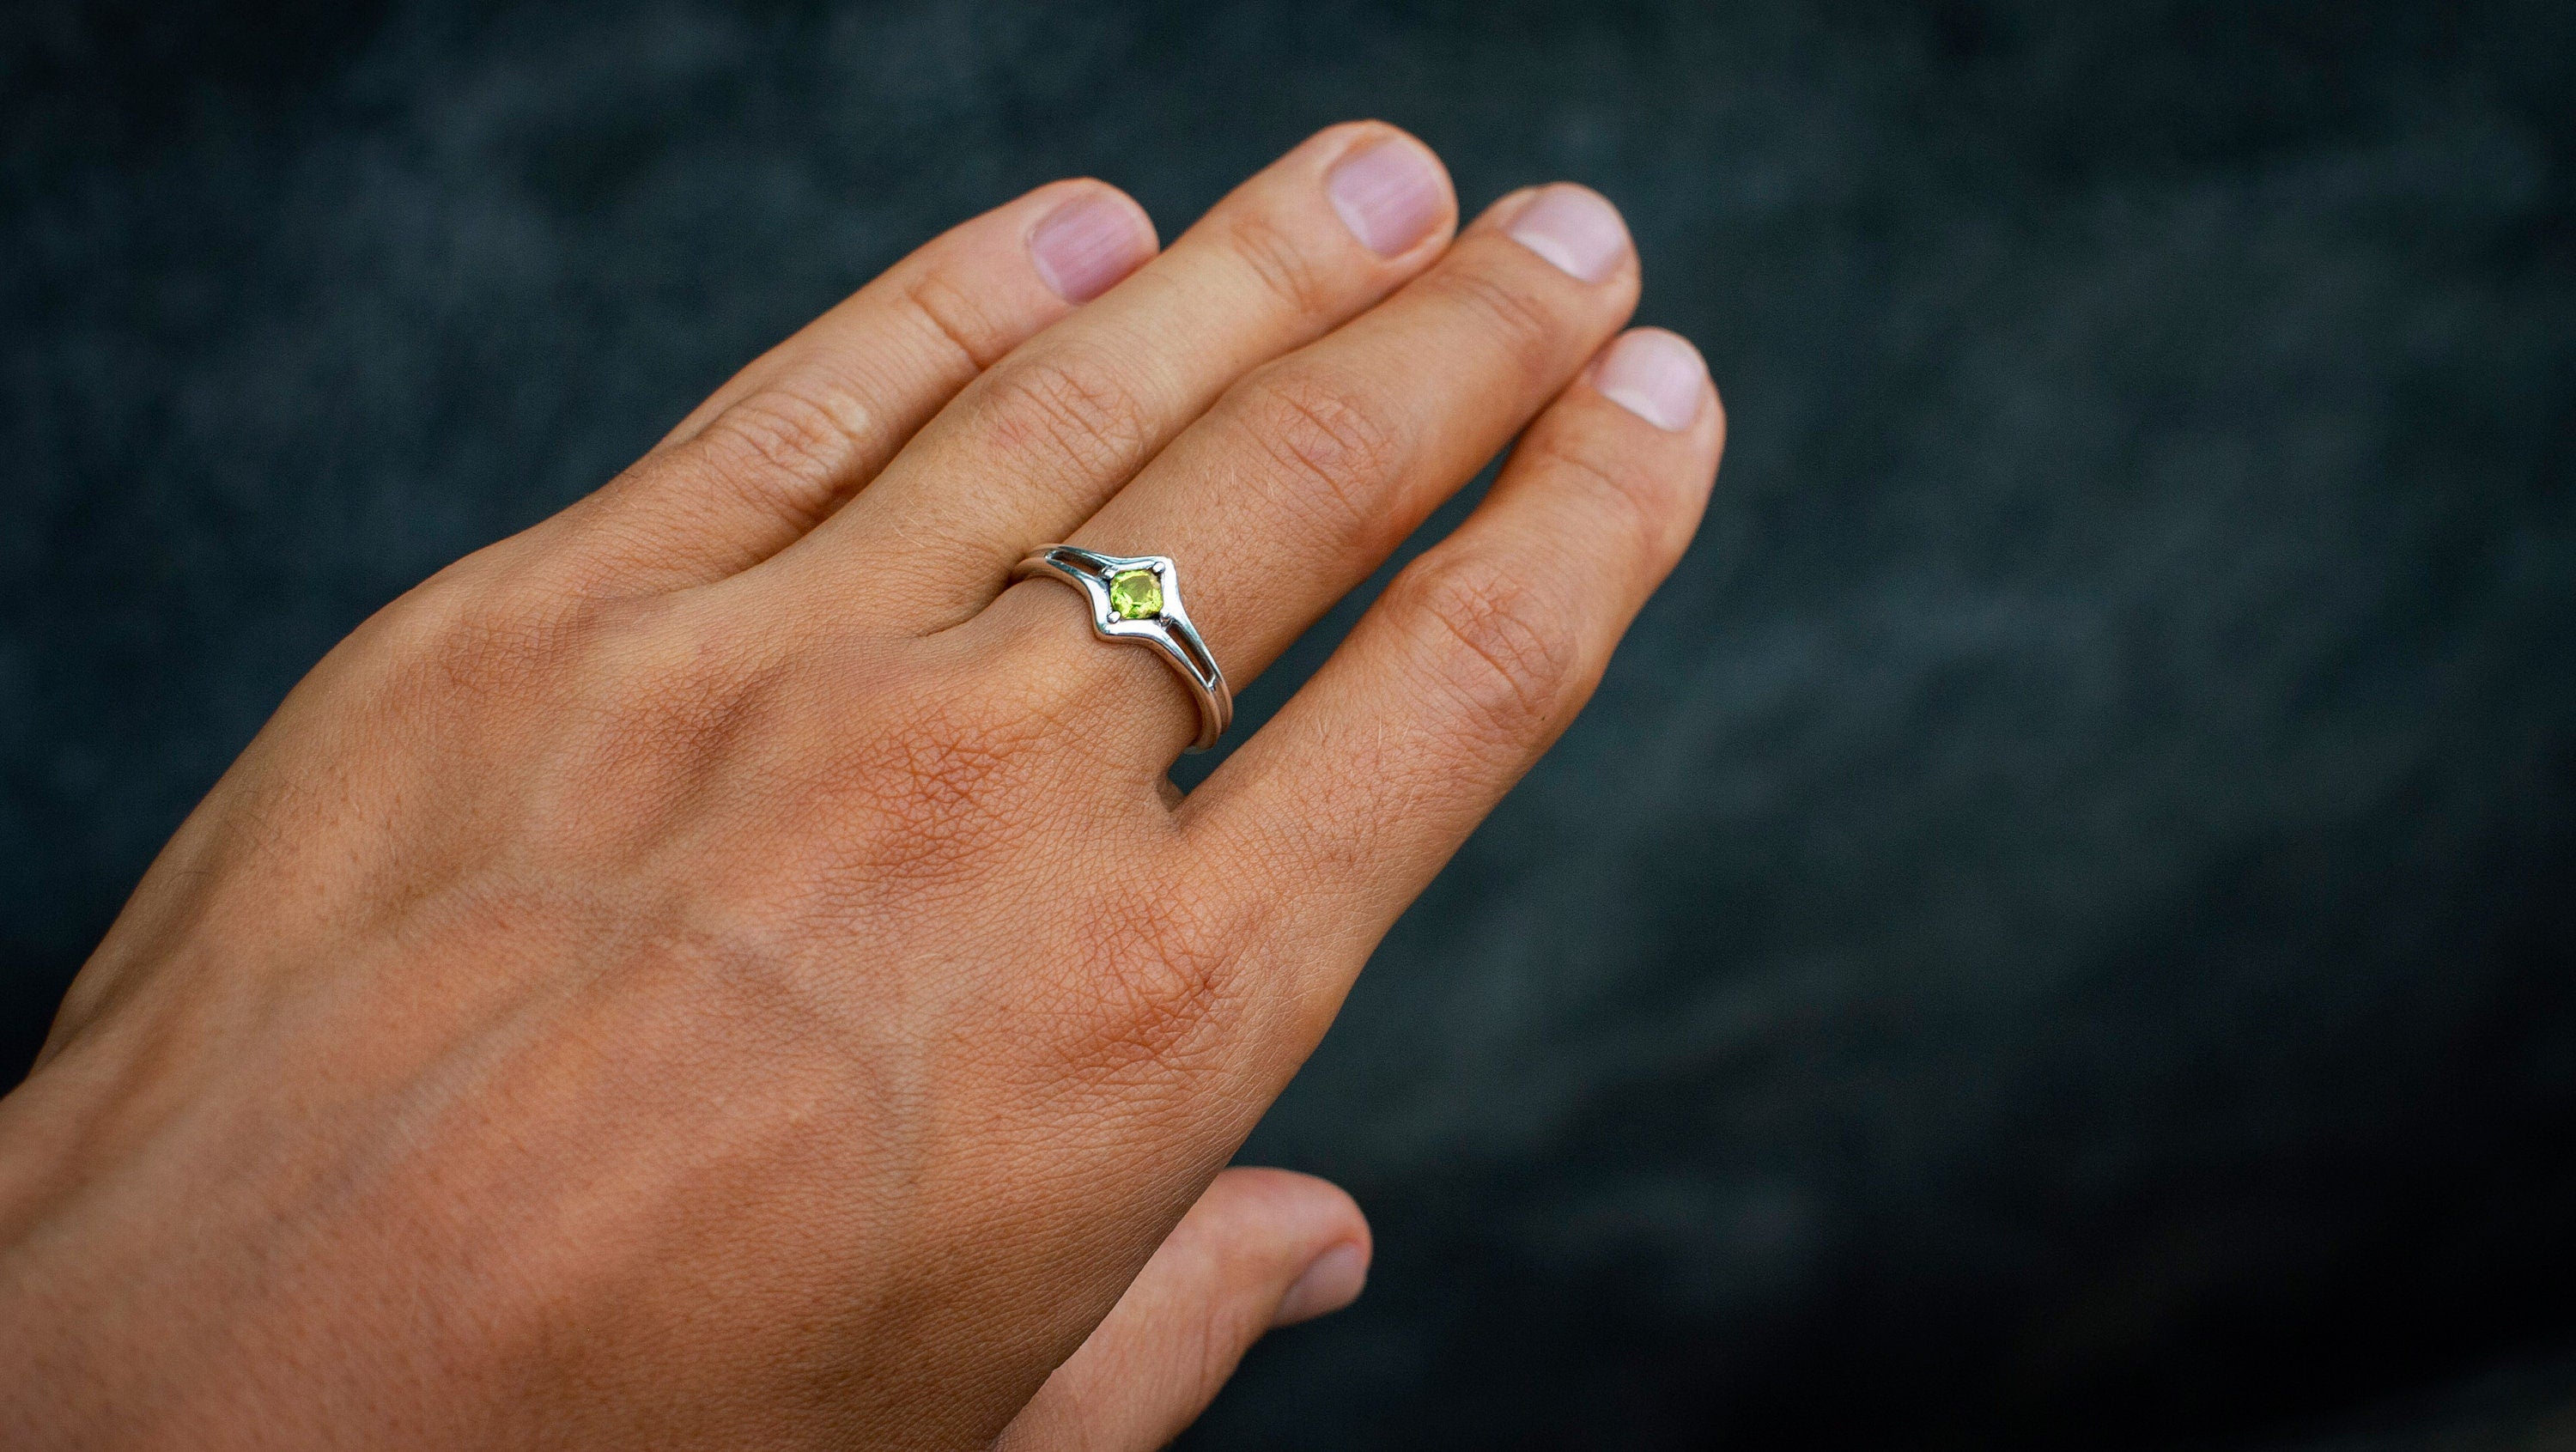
[[901, 269, 1008, 373]]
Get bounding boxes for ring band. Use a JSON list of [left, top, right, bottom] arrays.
[[1012, 545, 1233, 752]]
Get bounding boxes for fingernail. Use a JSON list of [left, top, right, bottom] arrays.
[[1327, 137, 1446, 257], [1029, 191, 1154, 303], [1595, 329, 1706, 431], [1272, 1242, 1370, 1327], [1507, 185, 1629, 283]]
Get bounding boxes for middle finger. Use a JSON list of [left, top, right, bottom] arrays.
[[761, 122, 1457, 629]]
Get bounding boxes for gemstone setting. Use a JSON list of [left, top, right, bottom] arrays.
[[1108, 568, 1163, 620]]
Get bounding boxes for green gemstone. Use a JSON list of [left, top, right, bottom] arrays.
[[1109, 568, 1163, 620]]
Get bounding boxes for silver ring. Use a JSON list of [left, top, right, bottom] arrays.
[[1012, 545, 1233, 752]]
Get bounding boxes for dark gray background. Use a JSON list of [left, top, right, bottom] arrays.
[[6, 1, 2573, 1447]]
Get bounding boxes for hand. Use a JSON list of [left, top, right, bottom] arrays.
[[0, 122, 1722, 1449]]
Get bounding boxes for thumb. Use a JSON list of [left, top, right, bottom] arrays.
[[994, 1166, 1371, 1452]]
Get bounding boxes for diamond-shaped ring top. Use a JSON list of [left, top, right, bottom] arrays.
[[1108, 568, 1163, 621], [1008, 545, 1233, 753]]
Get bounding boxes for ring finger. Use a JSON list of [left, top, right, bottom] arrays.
[[976, 183, 1642, 757]]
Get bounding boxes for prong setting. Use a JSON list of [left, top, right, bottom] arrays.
[[1012, 546, 1233, 752]]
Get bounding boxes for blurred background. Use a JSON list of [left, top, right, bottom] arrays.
[[6, 1, 2574, 1446]]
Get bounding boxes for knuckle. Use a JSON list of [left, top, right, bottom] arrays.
[[1433, 263, 1565, 392], [1512, 426, 1672, 562], [1394, 550, 1585, 741], [691, 386, 872, 526], [1224, 209, 1344, 320], [1180, 1303, 1244, 1406], [340, 572, 617, 780], [396, 576, 588, 706], [1234, 363, 1405, 545], [974, 343, 1152, 483]]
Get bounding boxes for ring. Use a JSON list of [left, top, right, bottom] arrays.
[[1012, 545, 1233, 752]]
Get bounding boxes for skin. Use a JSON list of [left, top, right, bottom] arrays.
[[0, 123, 1722, 1449]]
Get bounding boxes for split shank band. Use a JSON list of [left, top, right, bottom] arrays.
[[1012, 545, 1233, 752]]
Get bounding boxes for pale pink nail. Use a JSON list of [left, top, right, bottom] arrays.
[[1507, 185, 1630, 283], [1327, 138, 1446, 257], [1028, 191, 1153, 303], [1273, 1242, 1370, 1327], [1595, 329, 1706, 431]]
